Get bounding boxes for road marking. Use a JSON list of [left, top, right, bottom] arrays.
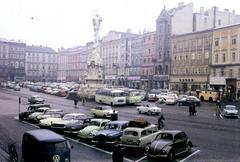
[[179, 149, 200, 162], [135, 155, 147, 162], [15, 117, 134, 162], [66, 138, 134, 162]]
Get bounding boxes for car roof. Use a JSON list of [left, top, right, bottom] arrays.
[[158, 130, 182, 135], [225, 105, 236, 108], [124, 124, 157, 131], [64, 113, 85, 116], [24, 129, 65, 142], [91, 118, 110, 122], [28, 104, 50, 108], [108, 120, 129, 125]]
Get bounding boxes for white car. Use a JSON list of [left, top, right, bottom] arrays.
[[90, 106, 118, 119], [27, 107, 50, 123], [136, 104, 161, 115], [165, 96, 177, 105], [38, 114, 63, 128], [156, 93, 168, 100], [51, 113, 87, 132], [222, 105, 239, 118]]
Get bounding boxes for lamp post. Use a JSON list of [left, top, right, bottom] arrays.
[[113, 63, 119, 85]]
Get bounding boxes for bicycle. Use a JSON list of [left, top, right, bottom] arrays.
[[8, 143, 18, 162]]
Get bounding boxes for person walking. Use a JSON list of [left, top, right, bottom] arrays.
[[158, 114, 165, 130], [189, 104, 193, 116], [112, 145, 123, 162], [74, 99, 78, 108]]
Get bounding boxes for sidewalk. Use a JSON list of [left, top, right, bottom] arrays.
[[0, 147, 8, 162]]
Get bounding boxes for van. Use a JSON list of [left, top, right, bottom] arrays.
[[22, 129, 72, 162]]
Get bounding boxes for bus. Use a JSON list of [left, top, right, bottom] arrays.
[[198, 90, 221, 102], [121, 88, 142, 105], [95, 88, 126, 106]]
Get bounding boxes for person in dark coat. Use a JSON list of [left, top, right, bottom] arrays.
[[158, 114, 165, 130], [74, 99, 78, 108], [112, 145, 123, 162]]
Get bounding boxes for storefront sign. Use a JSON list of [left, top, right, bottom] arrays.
[[209, 77, 226, 85], [127, 76, 140, 80], [153, 75, 169, 81]]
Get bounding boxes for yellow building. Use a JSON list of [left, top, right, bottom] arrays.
[[170, 30, 212, 92], [211, 24, 240, 99]]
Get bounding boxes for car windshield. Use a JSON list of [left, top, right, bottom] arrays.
[[225, 105, 236, 110], [40, 141, 67, 152], [157, 133, 173, 141], [102, 106, 112, 110], [63, 114, 75, 120], [105, 123, 120, 130], [124, 131, 138, 136], [89, 120, 101, 126]]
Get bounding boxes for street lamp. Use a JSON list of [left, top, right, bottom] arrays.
[[113, 63, 119, 85]]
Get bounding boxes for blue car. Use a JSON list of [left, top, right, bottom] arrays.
[[92, 120, 129, 145], [178, 96, 201, 106]]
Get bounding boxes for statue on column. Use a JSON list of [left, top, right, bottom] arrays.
[[88, 13, 102, 66], [85, 12, 103, 83]]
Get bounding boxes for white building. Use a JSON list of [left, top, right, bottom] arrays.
[[193, 6, 240, 32], [101, 31, 137, 85]]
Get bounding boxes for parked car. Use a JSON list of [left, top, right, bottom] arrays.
[[136, 104, 161, 115], [145, 130, 193, 161], [147, 93, 158, 102], [178, 96, 200, 106], [90, 106, 118, 120], [26, 107, 51, 123], [222, 105, 239, 118], [92, 120, 129, 145], [38, 114, 63, 128], [28, 95, 45, 104], [14, 84, 21, 91], [22, 129, 72, 162], [64, 118, 91, 137], [156, 93, 168, 100], [77, 118, 111, 140], [120, 119, 159, 149], [165, 96, 177, 105], [28, 108, 63, 123], [19, 104, 51, 120], [51, 113, 87, 133]]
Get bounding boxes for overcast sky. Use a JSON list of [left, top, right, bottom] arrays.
[[0, 0, 238, 50]]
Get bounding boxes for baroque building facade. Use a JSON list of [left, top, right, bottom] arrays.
[[57, 45, 89, 82], [25, 45, 57, 82], [211, 24, 240, 99], [100, 31, 137, 86], [170, 30, 213, 92], [0, 39, 25, 82], [155, 3, 193, 89]]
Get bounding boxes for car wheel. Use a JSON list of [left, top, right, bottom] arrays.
[[148, 111, 151, 115], [167, 151, 175, 161], [186, 144, 192, 154], [137, 109, 141, 114], [103, 115, 106, 118], [93, 113, 97, 117]]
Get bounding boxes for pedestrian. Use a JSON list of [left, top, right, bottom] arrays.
[[216, 97, 221, 109], [82, 96, 86, 106], [158, 114, 165, 130], [192, 104, 196, 116], [112, 144, 123, 162], [74, 99, 78, 108], [189, 104, 192, 116]]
